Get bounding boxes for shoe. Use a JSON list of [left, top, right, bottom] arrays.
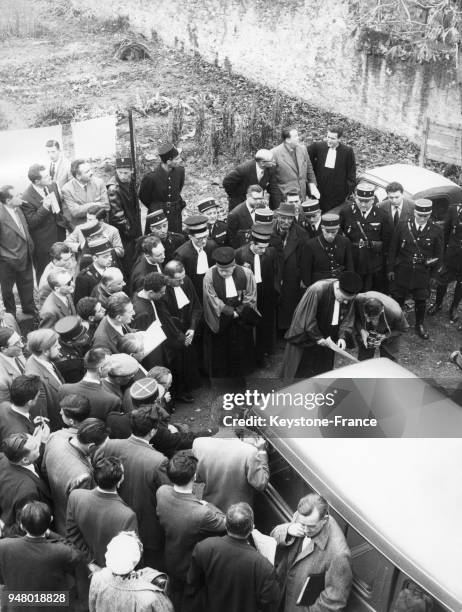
[[449, 307, 458, 322], [427, 303, 442, 315], [415, 325, 429, 340], [177, 395, 195, 403]]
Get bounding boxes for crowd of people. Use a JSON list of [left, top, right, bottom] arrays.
[[0, 125, 451, 610]]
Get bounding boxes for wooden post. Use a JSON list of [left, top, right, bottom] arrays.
[[419, 116, 430, 167]]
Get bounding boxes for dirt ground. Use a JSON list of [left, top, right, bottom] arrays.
[[2, 0, 462, 428]]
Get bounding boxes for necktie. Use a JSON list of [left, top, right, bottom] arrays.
[[43, 186, 49, 196], [15, 357, 25, 374], [311, 224, 316, 233], [51, 362, 64, 383], [393, 207, 399, 227], [50, 163, 55, 180]]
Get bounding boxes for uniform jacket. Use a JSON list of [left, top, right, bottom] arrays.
[[209, 220, 228, 245], [301, 235, 354, 288], [25, 355, 64, 432], [61, 176, 110, 229], [227, 202, 255, 248], [21, 182, 67, 250], [377, 196, 415, 231], [138, 165, 185, 233], [156, 485, 226, 580], [74, 263, 104, 304], [0, 353, 25, 404], [0, 454, 52, 528], [269, 223, 309, 330], [173, 239, 217, 303], [222, 159, 279, 210], [102, 436, 170, 553], [39, 292, 76, 329], [184, 534, 281, 612], [271, 142, 317, 204], [388, 219, 443, 289], [193, 436, 269, 512], [308, 141, 356, 210], [0, 204, 34, 271], [271, 517, 353, 612], [66, 487, 138, 566], [340, 204, 392, 274]]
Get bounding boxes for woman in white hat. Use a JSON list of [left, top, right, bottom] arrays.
[[89, 531, 174, 612]]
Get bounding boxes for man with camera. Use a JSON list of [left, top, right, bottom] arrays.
[[388, 199, 443, 340]]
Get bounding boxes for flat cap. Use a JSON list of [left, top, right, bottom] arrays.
[[197, 197, 218, 213], [213, 246, 235, 267], [54, 316, 88, 343], [338, 271, 363, 296], [106, 353, 140, 377]]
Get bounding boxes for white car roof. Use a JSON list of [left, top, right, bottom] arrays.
[[362, 164, 457, 196]]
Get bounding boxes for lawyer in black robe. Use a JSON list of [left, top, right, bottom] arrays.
[[282, 273, 362, 379]]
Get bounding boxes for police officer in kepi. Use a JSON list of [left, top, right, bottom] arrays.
[[300, 199, 322, 237], [428, 199, 462, 323], [340, 182, 392, 291], [301, 213, 354, 288], [53, 315, 91, 383], [137, 209, 186, 264], [388, 198, 443, 340], [197, 197, 228, 246]]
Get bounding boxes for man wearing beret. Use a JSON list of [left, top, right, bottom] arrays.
[[198, 197, 228, 246], [203, 247, 258, 381], [388, 199, 443, 339], [282, 271, 362, 378], [301, 213, 354, 288], [223, 149, 279, 211], [139, 143, 185, 234], [106, 157, 142, 277], [340, 182, 392, 292]]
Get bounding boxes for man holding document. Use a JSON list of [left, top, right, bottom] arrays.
[[271, 493, 353, 612], [21, 163, 69, 280]]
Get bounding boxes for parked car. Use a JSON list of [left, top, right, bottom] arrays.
[[252, 358, 462, 612], [333, 164, 462, 223]]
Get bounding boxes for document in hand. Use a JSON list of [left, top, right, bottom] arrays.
[[251, 529, 277, 565], [296, 573, 325, 606], [46, 192, 61, 214], [143, 320, 167, 356]]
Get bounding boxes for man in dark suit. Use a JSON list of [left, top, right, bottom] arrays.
[[66, 456, 138, 567], [227, 185, 265, 248], [102, 407, 170, 568], [156, 451, 225, 611], [184, 502, 281, 612], [269, 202, 309, 332], [0, 433, 52, 530], [25, 329, 64, 432], [39, 270, 76, 329], [0, 375, 45, 446], [308, 125, 357, 212], [223, 149, 279, 211], [0, 501, 85, 605], [21, 163, 68, 280], [0, 328, 27, 404], [174, 215, 217, 303], [129, 235, 165, 294], [92, 292, 135, 353], [0, 185, 36, 317], [377, 181, 415, 231]]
